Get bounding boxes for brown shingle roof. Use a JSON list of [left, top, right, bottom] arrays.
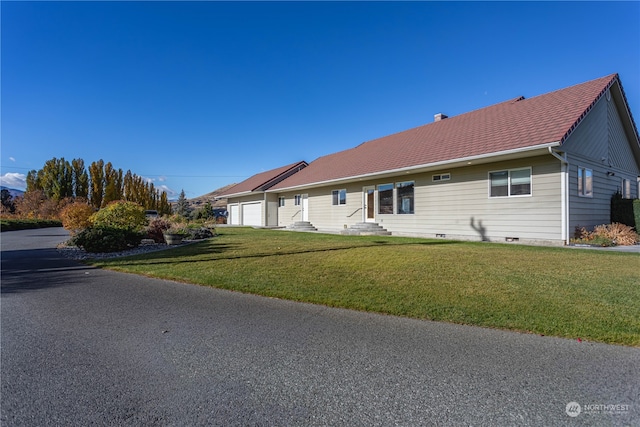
[[270, 74, 620, 190], [219, 161, 308, 197]]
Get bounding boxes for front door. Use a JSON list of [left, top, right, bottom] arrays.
[[301, 194, 309, 221], [363, 186, 375, 222]]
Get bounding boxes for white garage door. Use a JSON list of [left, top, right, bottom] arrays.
[[242, 202, 262, 226], [229, 205, 239, 225]]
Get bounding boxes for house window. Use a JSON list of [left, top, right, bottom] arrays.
[[378, 184, 394, 214], [622, 179, 631, 199], [396, 181, 414, 214], [489, 168, 531, 197], [578, 167, 593, 197], [332, 189, 346, 205], [432, 173, 451, 182], [294, 195, 301, 206], [278, 197, 285, 207]]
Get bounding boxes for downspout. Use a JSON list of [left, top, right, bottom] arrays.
[[548, 147, 570, 244], [263, 192, 268, 227]]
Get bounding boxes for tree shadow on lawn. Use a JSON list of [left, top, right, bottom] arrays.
[[96, 239, 461, 268]]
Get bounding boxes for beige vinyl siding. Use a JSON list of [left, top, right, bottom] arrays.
[[277, 156, 563, 242], [380, 156, 562, 242], [265, 193, 279, 226], [278, 184, 365, 229], [277, 192, 303, 226]]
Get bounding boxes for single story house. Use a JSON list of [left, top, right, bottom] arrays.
[[222, 161, 308, 227], [221, 74, 640, 245]]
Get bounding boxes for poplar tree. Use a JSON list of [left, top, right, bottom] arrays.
[[103, 162, 124, 205], [89, 160, 105, 209], [71, 158, 89, 199]]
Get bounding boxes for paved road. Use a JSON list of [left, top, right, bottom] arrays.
[[1, 228, 638, 426]]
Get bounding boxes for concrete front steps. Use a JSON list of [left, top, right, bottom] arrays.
[[287, 221, 318, 232], [341, 222, 391, 236]]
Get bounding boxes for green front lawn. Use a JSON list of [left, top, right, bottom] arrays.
[[91, 227, 640, 346]]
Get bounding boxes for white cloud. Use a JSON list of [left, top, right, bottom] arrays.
[[0, 173, 27, 190], [9, 157, 16, 162], [156, 185, 178, 199]]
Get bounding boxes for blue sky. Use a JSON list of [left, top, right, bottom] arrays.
[[2, 1, 639, 199]]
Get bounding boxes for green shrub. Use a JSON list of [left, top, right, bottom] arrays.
[[91, 201, 146, 231], [610, 192, 635, 228], [72, 226, 144, 253], [186, 226, 215, 240], [0, 218, 63, 232]]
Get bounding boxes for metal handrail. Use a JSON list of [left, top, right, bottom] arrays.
[[347, 208, 362, 218]]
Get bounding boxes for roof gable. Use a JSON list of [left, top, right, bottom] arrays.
[[220, 161, 308, 197], [270, 74, 626, 190]]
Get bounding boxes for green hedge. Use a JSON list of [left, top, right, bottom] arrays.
[[610, 192, 640, 230], [0, 219, 63, 232]]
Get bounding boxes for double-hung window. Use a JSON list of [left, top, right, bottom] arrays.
[[294, 195, 301, 206], [489, 168, 531, 197], [578, 167, 593, 197], [278, 197, 285, 207], [332, 189, 346, 205]]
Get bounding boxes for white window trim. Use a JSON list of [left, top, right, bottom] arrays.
[[396, 181, 415, 215], [578, 166, 593, 198], [488, 167, 532, 198], [294, 194, 301, 206], [331, 189, 347, 206], [377, 183, 395, 215], [432, 173, 451, 182], [622, 178, 631, 199]]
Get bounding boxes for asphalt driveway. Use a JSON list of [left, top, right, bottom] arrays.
[[1, 228, 638, 426]]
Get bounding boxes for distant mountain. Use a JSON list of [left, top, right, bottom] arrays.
[[0, 186, 25, 199], [188, 183, 236, 209]]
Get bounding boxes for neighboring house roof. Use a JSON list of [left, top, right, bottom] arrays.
[[219, 161, 308, 197], [269, 73, 637, 191]]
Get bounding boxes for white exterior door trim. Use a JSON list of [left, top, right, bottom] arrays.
[[301, 194, 309, 221], [363, 186, 375, 222]]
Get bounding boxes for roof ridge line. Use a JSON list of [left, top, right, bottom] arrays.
[[560, 74, 618, 144]]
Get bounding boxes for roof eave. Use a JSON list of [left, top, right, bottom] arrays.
[[268, 141, 561, 192], [220, 190, 265, 199]]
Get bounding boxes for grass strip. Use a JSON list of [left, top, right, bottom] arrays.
[[0, 218, 63, 232], [91, 227, 640, 346]]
